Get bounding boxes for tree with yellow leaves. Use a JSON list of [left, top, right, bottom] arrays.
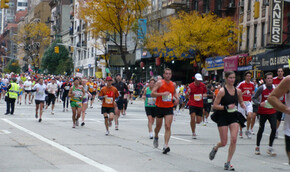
[[146, 11, 240, 68], [15, 22, 50, 72], [78, 0, 150, 77]]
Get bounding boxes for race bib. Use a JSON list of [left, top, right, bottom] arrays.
[[65, 86, 70, 90], [105, 97, 113, 104], [162, 94, 172, 102], [227, 106, 237, 113], [207, 99, 213, 103], [194, 94, 202, 101], [264, 101, 273, 109], [37, 91, 44, 97], [148, 97, 156, 106]]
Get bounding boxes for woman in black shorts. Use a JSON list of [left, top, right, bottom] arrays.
[[209, 71, 246, 171]]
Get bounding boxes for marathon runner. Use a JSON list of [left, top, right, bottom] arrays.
[[32, 78, 46, 122]]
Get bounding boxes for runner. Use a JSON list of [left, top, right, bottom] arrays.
[[61, 78, 71, 112], [17, 80, 24, 105], [237, 71, 255, 139], [24, 77, 33, 104], [32, 78, 46, 122], [273, 68, 285, 139], [186, 73, 207, 139], [209, 71, 246, 171], [0, 78, 5, 103], [46, 78, 58, 114], [203, 84, 214, 126], [252, 72, 277, 156], [128, 80, 134, 104], [142, 78, 156, 139], [151, 68, 179, 154], [99, 76, 119, 135], [112, 74, 128, 130], [87, 78, 97, 108], [268, 75, 290, 165], [68, 78, 85, 128], [81, 79, 90, 126]]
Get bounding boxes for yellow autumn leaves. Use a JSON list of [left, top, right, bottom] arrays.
[[146, 11, 241, 62]]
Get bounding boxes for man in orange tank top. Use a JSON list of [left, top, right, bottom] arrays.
[[151, 68, 179, 154]]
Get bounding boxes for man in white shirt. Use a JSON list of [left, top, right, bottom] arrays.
[[32, 78, 47, 122], [46, 78, 58, 114], [24, 78, 33, 104]]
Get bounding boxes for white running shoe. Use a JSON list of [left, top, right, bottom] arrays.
[[267, 147, 277, 156], [192, 133, 197, 139], [105, 130, 110, 136]]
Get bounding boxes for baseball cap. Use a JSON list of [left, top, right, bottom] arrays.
[[194, 73, 203, 81], [106, 76, 113, 81]]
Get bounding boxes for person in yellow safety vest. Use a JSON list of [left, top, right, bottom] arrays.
[[5, 78, 20, 115]]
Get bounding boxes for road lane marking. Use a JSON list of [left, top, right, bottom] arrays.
[[2, 118, 117, 172], [0, 130, 11, 134], [160, 134, 192, 143]]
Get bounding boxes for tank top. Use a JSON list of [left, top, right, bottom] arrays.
[[71, 85, 82, 102], [145, 87, 156, 107], [284, 91, 290, 136], [258, 84, 276, 115], [220, 86, 238, 113], [83, 85, 89, 98], [156, 80, 175, 108]]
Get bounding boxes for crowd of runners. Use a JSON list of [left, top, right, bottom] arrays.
[[1, 67, 290, 171]]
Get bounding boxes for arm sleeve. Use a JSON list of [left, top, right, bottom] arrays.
[[252, 86, 263, 105]]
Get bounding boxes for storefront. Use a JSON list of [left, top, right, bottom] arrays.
[[253, 48, 290, 75], [204, 56, 224, 82]]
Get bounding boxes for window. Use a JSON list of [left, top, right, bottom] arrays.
[[248, 0, 251, 11], [239, 27, 243, 47], [215, 0, 222, 17], [193, 0, 198, 11], [253, 24, 257, 49], [91, 48, 94, 57], [203, 0, 210, 13], [246, 26, 250, 50], [261, 22, 265, 47]]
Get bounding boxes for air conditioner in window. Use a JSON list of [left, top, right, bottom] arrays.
[[228, 2, 234, 8], [253, 44, 257, 49], [239, 1, 244, 7]]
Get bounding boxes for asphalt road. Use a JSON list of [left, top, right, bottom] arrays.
[[0, 98, 289, 172]]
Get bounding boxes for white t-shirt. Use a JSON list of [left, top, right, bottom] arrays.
[[24, 81, 32, 90], [47, 83, 58, 94], [33, 83, 47, 101], [128, 84, 134, 92]]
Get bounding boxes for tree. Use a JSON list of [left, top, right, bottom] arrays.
[[14, 22, 50, 72], [4, 59, 21, 74], [146, 11, 241, 69], [78, 0, 150, 78], [41, 40, 73, 75]]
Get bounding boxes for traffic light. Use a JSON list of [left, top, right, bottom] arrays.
[[1, 0, 10, 9], [253, 1, 260, 19], [54, 46, 59, 54]]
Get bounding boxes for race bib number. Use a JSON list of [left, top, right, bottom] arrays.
[[264, 101, 273, 109], [207, 99, 213, 103], [105, 97, 113, 104], [227, 106, 237, 113], [194, 94, 202, 101], [148, 97, 156, 106], [65, 86, 70, 90], [162, 94, 172, 102], [37, 91, 44, 97]]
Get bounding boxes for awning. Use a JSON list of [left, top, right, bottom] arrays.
[[253, 48, 290, 71]]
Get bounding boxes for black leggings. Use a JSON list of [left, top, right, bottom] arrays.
[[62, 93, 69, 109], [256, 113, 277, 147]]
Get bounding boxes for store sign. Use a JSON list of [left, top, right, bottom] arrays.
[[253, 54, 289, 70], [205, 56, 224, 71], [270, 0, 284, 44], [238, 56, 252, 71]]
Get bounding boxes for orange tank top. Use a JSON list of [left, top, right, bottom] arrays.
[[156, 80, 175, 108]]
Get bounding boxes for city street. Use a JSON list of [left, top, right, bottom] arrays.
[[0, 99, 289, 172]]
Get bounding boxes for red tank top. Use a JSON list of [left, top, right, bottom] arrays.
[[156, 80, 175, 108], [258, 84, 276, 115]]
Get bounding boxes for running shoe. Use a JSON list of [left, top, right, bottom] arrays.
[[224, 162, 235, 171], [63, 109, 65, 112], [239, 130, 243, 138], [251, 129, 255, 135], [51, 111, 54, 115], [209, 147, 217, 160], [35, 113, 38, 119], [267, 147, 277, 156], [203, 122, 207, 126], [162, 147, 170, 154], [38, 118, 42, 123], [245, 130, 251, 139], [72, 124, 76, 128], [115, 125, 119, 130], [66, 108, 69, 112], [76, 120, 79, 126], [192, 133, 197, 139], [81, 122, 85, 126], [153, 137, 159, 148], [255, 147, 260, 155], [105, 130, 109, 136], [90, 106, 93, 108], [149, 133, 153, 139]]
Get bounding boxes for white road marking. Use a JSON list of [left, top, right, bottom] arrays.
[[160, 134, 192, 143], [2, 119, 117, 172], [0, 130, 11, 134]]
